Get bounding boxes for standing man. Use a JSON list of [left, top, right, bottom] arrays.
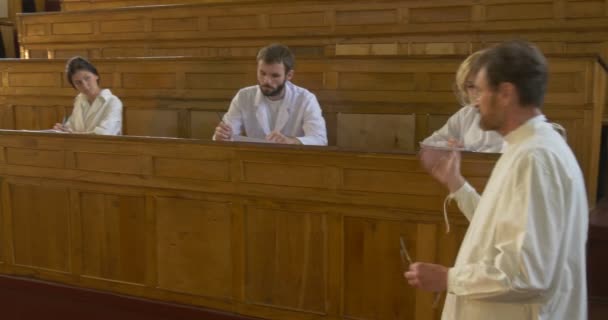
[[408, 40, 588, 320], [213, 43, 327, 145]]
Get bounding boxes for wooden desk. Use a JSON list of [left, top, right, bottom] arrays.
[[0, 131, 497, 320], [0, 54, 602, 201]]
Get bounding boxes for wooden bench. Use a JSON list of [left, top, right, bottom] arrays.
[[0, 130, 496, 320], [0, 54, 603, 200], [17, 0, 608, 61], [17, 0, 608, 122]]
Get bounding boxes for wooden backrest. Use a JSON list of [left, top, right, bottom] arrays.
[[17, 0, 608, 123], [0, 54, 603, 201], [60, 0, 281, 11], [17, 0, 608, 61]]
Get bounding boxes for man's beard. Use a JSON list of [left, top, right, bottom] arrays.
[[478, 94, 502, 131], [260, 81, 286, 97]]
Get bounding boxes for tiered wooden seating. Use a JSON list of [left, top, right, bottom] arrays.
[[0, 54, 603, 201], [16, 0, 608, 60], [0, 130, 497, 320], [60, 0, 280, 11], [17, 0, 608, 123]]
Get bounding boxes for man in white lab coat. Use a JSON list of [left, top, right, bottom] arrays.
[[213, 44, 327, 145], [407, 41, 588, 320]]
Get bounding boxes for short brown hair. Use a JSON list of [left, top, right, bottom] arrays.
[[256, 44, 295, 73], [472, 41, 548, 108], [65, 56, 99, 89]]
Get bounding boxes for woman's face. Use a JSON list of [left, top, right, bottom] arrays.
[[71, 70, 100, 97], [464, 75, 477, 105]]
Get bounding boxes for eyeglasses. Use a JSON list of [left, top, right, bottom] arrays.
[[400, 236, 413, 267], [400, 235, 442, 309]]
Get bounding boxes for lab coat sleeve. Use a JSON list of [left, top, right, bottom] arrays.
[[450, 182, 480, 221], [214, 90, 245, 140], [295, 93, 328, 146], [91, 96, 123, 135], [422, 107, 467, 145], [448, 152, 564, 302]]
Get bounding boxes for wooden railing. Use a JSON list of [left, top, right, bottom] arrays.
[[0, 130, 498, 320], [0, 54, 603, 201]]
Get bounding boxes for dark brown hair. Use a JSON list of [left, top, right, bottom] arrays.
[[472, 40, 548, 108], [256, 44, 295, 73], [65, 56, 100, 89]]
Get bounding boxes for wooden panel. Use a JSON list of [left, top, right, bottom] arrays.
[[335, 9, 397, 26], [8, 73, 60, 87], [185, 73, 250, 89], [409, 6, 471, 23], [269, 12, 326, 28], [245, 206, 326, 313], [102, 47, 146, 58], [342, 168, 439, 196], [13, 105, 63, 130], [54, 49, 91, 59], [51, 22, 93, 35], [6, 147, 65, 168], [240, 161, 325, 188], [427, 114, 451, 137], [153, 157, 230, 181], [80, 192, 146, 284], [208, 15, 259, 30], [75, 152, 141, 174], [547, 72, 583, 93], [123, 73, 176, 89], [25, 24, 47, 36], [156, 197, 233, 299], [10, 183, 70, 272], [337, 113, 415, 151], [343, 216, 418, 320], [428, 73, 456, 92], [99, 19, 145, 33], [485, 3, 554, 20], [293, 73, 324, 90], [125, 109, 179, 138], [151, 17, 199, 32], [566, 1, 605, 18], [190, 110, 223, 139], [338, 72, 415, 91]]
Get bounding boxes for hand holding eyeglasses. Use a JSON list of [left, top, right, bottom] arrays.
[[400, 236, 446, 308]]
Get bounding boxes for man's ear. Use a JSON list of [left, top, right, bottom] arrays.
[[286, 69, 294, 81], [498, 82, 517, 106]]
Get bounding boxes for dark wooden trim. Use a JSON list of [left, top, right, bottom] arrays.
[[0, 275, 260, 320]]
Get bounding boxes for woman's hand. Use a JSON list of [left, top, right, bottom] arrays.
[[53, 123, 72, 132]]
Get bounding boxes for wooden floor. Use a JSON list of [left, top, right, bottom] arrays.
[[0, 275, 259, 320]]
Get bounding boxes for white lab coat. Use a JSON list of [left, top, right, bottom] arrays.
[[423, 105, 505, 152], [443, 115, 588, 320], [217, 81, 327, 145], [66, 89, 122, 135]]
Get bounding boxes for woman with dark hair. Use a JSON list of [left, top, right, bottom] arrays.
[[53, 56, 122, 135]]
